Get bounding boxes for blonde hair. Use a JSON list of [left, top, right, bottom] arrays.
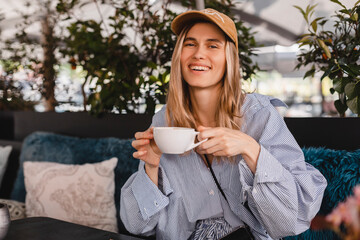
[[166, 23, 245, 131]]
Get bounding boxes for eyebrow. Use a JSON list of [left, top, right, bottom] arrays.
[[184, 37, 224, 45]]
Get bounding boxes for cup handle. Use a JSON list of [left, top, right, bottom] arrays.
[[185, 132, 208, 152]]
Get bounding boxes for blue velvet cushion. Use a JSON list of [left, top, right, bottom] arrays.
[[285, 147, 360, 240], [11, 131, 139, 233]]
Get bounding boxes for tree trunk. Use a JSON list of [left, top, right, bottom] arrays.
[[41, 14, 57, 111]]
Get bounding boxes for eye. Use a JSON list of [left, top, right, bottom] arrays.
[[209, 45, 218, 49], [184, 42, 195, 47]]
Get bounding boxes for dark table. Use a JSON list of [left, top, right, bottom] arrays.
[[5, 217, 146, 240]]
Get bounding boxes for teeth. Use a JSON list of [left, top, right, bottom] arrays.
[[190, 65, 209, 71]]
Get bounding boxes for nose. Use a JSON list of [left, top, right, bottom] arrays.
[[193, 45, 205, 59]]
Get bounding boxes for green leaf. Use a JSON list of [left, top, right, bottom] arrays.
[[311, 19, 318, 32], [149, 75, 158, 83], [330, 0, 347, 10], [334, 99, 348, 114], [318, 19, 328, 26], [293, 5, 309, 23], [147, 61, 157, 69], [306, 4, 318, 19], [344, 82, 357, 99], [340, 64, 360, 77], [304, 68, 315, 79], [339, 9, 349, 14], [162, 72, 170, 83], [354, 0, 360, 8], [329, 68, 341, 79], [297, 34, 311, 44], [294, 5, 306, 20], [320, 67, 333, 80], [351, 13, 358, 21], [333, 78, 343, 93], [349, 64, 360, 73], [346, 97, 359, 114], [317, 39, 331, 59]]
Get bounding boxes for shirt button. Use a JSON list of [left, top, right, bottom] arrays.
[[264, 172, 268, 177], [209, 189, 215, 195], [154, 201, 159, 207]]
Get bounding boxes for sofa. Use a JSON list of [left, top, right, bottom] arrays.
[[0, 111, 152, 236], [0, 111, 359, 239]]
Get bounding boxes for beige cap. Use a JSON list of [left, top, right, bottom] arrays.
[[171, 8, 238, 51]]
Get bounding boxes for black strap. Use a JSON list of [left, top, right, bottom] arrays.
[[204, 155, 255, 240], [204, 154, 227, 202]]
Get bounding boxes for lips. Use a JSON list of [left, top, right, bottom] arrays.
[[189, 64, 210, 71]]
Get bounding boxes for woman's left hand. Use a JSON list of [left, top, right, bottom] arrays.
[[196, 125, 261, 173]]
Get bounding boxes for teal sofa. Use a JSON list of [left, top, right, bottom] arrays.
[[0, 112, 359, 239]]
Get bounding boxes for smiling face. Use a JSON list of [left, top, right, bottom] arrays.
[[180, 22, 227, 90]]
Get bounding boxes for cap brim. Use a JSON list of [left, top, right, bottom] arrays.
[[171, 9, 238, 51], [171, 11, 217, 36]]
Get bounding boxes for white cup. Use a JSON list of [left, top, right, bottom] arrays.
[[153, 127, 207, 154]]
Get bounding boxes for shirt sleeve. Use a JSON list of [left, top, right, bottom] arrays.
[[120, 162, 173, 236], [239, 101, 327, 239]]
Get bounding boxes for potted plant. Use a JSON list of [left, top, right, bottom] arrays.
[[1, 1, 63, 111], [295, 0, 360, 117], [1, 0, 259, 115], [57, 0, 259, 116]]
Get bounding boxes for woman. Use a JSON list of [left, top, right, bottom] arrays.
[[121, 8, 327, 240]]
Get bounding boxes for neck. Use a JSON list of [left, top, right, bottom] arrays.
[[189, 86, 220, 127]]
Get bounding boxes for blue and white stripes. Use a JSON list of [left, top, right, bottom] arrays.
[[188, 217, 233, 240], [120, 93, 327, 240]]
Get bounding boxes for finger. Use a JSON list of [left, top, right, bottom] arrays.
[[198, 126, 221, 140], [134, 128, 154, 140], [197, 125, 211, 131], [134, 131, 152, 139], [133, 150, 147, 159], [197, 125, 214, 141], [197, 137, 220, 151], [132, 139, 150, 149], [148, 126, 155, 134], [200, 144, 223, 155]]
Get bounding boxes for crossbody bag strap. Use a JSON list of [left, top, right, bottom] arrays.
[[204, 154, 228, 202], [204, 155, 255, 240]]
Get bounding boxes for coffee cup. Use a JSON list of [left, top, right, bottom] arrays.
[[153, 127, 207, 154]]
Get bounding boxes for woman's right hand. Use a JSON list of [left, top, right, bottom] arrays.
[[132, 127, 162, 168]]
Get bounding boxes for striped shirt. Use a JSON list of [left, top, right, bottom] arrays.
[[120, 93, 327, 240]]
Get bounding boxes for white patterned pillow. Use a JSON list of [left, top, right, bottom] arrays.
[[0, 145, 12, 186], [0, 199, 26, 220], [23, 157, 118, 233]]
